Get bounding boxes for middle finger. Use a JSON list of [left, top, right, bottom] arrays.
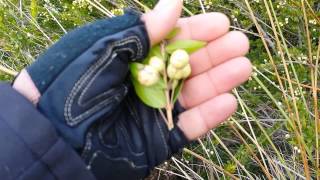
[[179, 56, 252, 109], [189, 31, 250, 77]]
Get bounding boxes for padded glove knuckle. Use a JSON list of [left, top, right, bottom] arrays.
[[31, 10, 150, 148]]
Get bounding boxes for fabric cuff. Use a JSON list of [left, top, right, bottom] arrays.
[[0, 83, 95, 179]]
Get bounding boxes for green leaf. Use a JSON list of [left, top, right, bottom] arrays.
[[129, 62, 144, 79], [165, 40, 207, 54], [165, 27, 181, 40], [142, 45, 162, 64], [131, 78, 166, 108], [173, 80, 184, 103], [130, 62, 166, 108], [149, 45, 162, 58]]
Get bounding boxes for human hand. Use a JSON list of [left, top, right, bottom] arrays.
[[13, 0, 252, 179], [143, 0, 251, 140]]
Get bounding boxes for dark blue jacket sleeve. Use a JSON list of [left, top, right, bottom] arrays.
[[0, 83, 96, 180]]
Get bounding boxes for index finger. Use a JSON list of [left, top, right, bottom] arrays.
[[174, 12, 230, 42]]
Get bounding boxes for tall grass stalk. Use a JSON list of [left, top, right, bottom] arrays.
[[1, 0, 319, 179]]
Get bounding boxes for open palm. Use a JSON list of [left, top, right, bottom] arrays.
[[143, 0, 252, 140]]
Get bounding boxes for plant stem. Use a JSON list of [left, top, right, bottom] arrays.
[[165, 88, 174, 130], [161, 42, 174, 130], [183, 148, 239, 180], [0, 65, 18, 76], [158, 109, 169, 127]]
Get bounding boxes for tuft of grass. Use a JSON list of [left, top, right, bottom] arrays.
[[1, 0, 319, 179]]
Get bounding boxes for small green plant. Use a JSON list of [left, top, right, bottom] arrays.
[[130, 29, 206, 129]]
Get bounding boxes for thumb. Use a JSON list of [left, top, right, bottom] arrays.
[[142, 0, 183, 45]]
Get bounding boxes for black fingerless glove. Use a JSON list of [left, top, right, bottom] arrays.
[[26, 10, 189, 180]]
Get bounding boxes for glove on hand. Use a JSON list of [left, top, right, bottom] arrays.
[[25, 10, 189, 179]]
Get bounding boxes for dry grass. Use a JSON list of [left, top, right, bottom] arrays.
[[0, 0, 319, 179]]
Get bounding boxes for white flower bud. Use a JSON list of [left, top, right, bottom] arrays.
[[173, 70, 184, 80], [149, 56, 165, 72], [138, 65, 159, 86], [169, 49, 189, 69], [167, 64, 177, 79], [181, 64, 191, 78]]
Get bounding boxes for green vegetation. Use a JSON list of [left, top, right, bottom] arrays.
[[1, 0, 319, 179]]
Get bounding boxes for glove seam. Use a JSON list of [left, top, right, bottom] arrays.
[[64, 36, 143, 126], [153, 110, 169, 161], [125, 95, 142, 127], [81, 132, 93, 160], [117, 122, 146, 156], [86, 150, 148, 170]]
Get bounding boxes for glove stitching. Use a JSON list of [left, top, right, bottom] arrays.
[[64, 36, 143, 126], [81, 132, 93, 160], [87, 150, 148, 170], [77, 48, 132, 107], [118, 122, 145, 156], [124, 97, 170, 167], [65, 43, 136, 126], [65, 37, 140, 124], [153, 110, 169, 159], [97, 120, 120, 149], [65, 42, 140, 126], [64, 51, 117, 126], [94, 113, 145, 156], [125, 96, 142, 127]]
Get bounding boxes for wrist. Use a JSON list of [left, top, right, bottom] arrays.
[[12, 69, 41, 105]]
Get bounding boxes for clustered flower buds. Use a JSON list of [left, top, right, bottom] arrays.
[[137, 49, 191, 86], [169, 49, 189, 69], [131, 35, 206, 130], [138, 65, 160, 86], [167, 49, 191, 80], [138, 56, 165, 86], [149, 56, 165, 72]]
